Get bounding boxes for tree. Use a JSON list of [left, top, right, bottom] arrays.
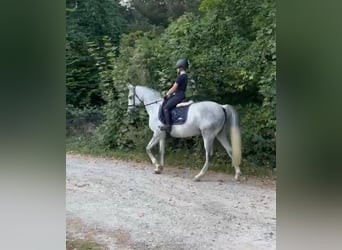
[[129, 0, 201, 27], [66, 0, 128, 107]]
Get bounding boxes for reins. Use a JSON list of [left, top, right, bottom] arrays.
[[144, 99, 163, 107]]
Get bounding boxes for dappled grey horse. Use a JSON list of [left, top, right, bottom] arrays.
[[127, 84, 242, 181]]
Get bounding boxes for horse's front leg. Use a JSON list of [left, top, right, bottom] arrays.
[[146, 132, 163, 174], [158, 136, 166, 173]]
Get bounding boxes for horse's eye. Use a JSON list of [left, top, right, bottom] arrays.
[[129, 96, 133, 100]]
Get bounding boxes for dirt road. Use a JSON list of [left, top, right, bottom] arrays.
[[66, 154, 276, 250]]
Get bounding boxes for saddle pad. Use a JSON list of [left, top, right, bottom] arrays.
[[158, 105, 191, 125]]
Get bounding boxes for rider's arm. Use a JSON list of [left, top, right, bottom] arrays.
[[166, 82, 178, 97]]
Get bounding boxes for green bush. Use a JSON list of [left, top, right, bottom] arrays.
[[239, 105, 275, 167], [66, 105, 103, 136]]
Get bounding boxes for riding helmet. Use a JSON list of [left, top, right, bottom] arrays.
[[175, 59, 189, 69]]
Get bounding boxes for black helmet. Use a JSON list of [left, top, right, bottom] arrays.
[[175, 59, 189, 69]]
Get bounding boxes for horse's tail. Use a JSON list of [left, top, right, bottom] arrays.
[[221, 104, 241, 166]]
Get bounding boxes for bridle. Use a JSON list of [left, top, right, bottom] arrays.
[[128, 86, 163, 108]]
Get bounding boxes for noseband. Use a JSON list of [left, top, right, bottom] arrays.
[[128, 86, 143, 108]]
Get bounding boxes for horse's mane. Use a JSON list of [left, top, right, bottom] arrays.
[[139, 85, 162, 97]]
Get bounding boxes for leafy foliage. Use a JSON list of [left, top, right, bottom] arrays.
[[66, 0, 128, 107], [66, 104, 103, 136], [129, 0, 201, 27]]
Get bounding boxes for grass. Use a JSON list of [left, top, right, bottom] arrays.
[[66, 238, 105, 250], [66, 136, 276, 179]]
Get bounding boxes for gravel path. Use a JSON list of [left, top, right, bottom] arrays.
[[66, 154, 276, 250]]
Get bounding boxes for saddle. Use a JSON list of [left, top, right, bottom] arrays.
[[158, 100, 194, 125]]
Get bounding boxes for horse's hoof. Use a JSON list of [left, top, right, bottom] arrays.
[[193, 177, 201, 182], [241, 176, 248, 181], [154, 165, 163, 174], [232, 176, 243, 183]]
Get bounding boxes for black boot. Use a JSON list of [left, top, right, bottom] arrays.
[[160, 109, 171, 133]]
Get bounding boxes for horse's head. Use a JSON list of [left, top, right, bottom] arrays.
[[127, 84, 143, 113]]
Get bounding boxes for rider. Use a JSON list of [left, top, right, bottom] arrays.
[[160, 59, 189, 133]]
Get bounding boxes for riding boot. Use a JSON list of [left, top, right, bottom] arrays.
[[160, 109, 171, 133]]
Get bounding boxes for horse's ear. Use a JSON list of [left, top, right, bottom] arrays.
[[127, 83, 133, 89]]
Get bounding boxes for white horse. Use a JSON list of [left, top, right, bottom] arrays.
[[127, 84, 242, 181]]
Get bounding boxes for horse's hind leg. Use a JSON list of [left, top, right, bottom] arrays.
[[194, 134, 215, 181], [216, 130, 241, 180]]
